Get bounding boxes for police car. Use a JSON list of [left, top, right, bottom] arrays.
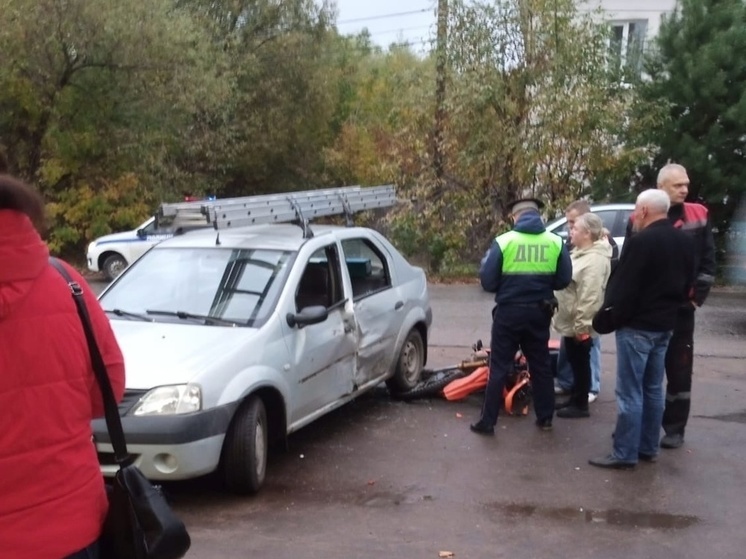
[[86, 198, 214, 280], [86, 216, 176, 280]]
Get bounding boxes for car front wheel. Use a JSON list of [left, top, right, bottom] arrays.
[[386, 329, 425, 394], [102, 253, 127, 281], [221, 396, 267, 495]]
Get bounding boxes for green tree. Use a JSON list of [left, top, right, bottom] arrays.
[[178, 0, 339, 196], [351, 0, 648, 271], [0, 0, 225, 255], [638, 0, 746, 231]]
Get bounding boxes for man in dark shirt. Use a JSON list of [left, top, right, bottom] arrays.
[[589, 189, 694, 469], [624, 163, 716, 449]]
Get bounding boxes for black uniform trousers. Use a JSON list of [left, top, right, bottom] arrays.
[[662, 306, 695, 437], [563, 336, 592, 409], [480, 304, 555, 426]]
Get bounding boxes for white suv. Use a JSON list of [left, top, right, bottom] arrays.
[[545, 203, 634, 251]]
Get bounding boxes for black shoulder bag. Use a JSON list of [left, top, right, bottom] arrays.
[[50, 258, 191, 559], [592, 306, 616, 335]]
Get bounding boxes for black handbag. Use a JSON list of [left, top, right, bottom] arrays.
[[592, 305, 616, 335], [50, 258, 191, 559]]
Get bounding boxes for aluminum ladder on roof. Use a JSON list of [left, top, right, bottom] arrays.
[[157, 184, 397, 237]]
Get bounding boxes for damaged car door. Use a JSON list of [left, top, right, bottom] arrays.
[[341, 236, 403, 387], [283, 244, 357, 428]]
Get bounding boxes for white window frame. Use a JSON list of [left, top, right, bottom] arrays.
[[608, 20, 648, 76]]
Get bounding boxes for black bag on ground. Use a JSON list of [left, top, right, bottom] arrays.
[[50, 258, 191, 559], [102, 465, 190, 559]]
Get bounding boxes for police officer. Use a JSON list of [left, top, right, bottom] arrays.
[[471, 198, 572, 435]]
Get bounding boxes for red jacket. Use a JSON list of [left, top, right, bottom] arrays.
[[0, 210, 125, 559]]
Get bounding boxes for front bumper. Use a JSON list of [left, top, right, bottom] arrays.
[[93, 401, 239, 480], [86, 249, 100, 273]]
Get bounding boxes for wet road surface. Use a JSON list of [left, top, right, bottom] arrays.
[[90, 279, 746, 558]]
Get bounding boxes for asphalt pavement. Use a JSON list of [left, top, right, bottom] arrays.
[[91, 279, 746, 559]]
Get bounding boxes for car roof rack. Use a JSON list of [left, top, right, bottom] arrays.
[[157, 184, 396, 239]]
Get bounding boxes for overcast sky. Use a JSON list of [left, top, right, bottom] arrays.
[[332, 0, 438, 50]]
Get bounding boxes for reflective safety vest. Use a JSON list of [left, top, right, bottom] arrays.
[[496, 230, 563, 275]]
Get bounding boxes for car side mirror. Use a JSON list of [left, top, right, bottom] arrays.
[[136, 229, 147, 238], [286, 306, 328, 328]]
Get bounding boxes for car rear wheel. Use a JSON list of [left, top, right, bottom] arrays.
[[386, 329, 425, 394], [102, 253, 127, 281], [221, 396, 267, 495]]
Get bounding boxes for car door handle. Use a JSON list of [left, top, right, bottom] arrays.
[[395, 301, 404, 310]]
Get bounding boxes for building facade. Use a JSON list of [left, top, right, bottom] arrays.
[[578, 0, 678, 72]]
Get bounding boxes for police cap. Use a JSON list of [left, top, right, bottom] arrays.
[[507, 197, 544, 215]]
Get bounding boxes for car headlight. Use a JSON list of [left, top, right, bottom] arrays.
[[132, 384, 202, 416]]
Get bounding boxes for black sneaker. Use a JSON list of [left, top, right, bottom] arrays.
[[660, 433, 684, 449], [470, 421, 495, 436], [588, 454, 636, 470], [638, 452, 658, 463], [535, 418, 553, 431]]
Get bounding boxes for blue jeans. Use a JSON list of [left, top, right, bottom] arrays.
[[556, 336, 601, 394], [612, 327, 673, 462]]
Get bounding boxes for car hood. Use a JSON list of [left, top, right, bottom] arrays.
[[92, 230, 138, 244], [111, 320, 257, 389]]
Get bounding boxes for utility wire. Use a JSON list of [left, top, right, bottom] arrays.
[[337, 8, 432, 26], [366, 24, 433, 37], [583, 8, 677, 13], [344, 38, 432, 52], [336, 5, 669, 28]]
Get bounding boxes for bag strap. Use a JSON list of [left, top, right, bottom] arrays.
[[49, 257, 131, 465]]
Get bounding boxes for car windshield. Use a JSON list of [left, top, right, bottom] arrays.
[[100, 247, 293, 327]]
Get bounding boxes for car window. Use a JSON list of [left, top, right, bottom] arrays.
[[296, 245, 344, 312], [593, 210, 618, 237], [546, 216, 569, 239], [100, 247, 292, 326], [340, 238, 391, 300], [139, 219, 155, 234], [613, 209, 633, 238]]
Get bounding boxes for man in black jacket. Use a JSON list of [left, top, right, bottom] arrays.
[[589, 189, 694, 469], [624, 163, 716, 449]]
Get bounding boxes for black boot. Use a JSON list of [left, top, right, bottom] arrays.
[[469, 421, 495, 436], [556, 405, 590, 419]]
